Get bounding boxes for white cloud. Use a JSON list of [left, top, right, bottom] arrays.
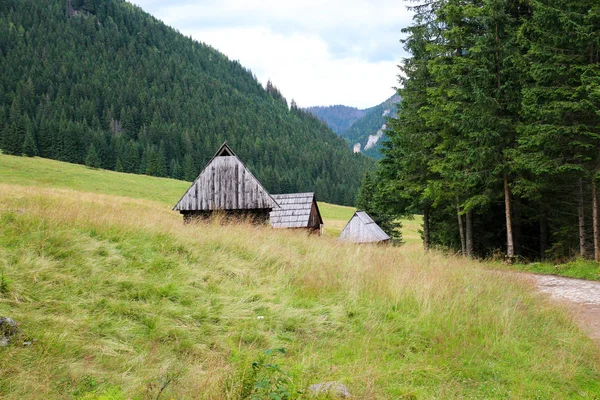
[[128, 0, 412, 108]]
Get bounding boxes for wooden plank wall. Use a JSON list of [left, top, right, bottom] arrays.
[[308, 200, 320, 229], [176, 156, 276, 211]]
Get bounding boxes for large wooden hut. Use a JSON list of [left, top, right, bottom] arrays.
[[269, 192, 324, 234], [338, 211, 391, 243], [173, 142, 279, 223]]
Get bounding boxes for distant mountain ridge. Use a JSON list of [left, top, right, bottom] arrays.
[[306, 94, 400, 159], [304, 105, 367, 135], [0, 0, 373, 206], [343, 94, 400, 159]]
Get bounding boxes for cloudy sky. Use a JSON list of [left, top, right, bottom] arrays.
[[127, 0, 414, 109]]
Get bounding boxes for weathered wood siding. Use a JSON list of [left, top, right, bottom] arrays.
[[174, 155, 278, 211], [308, 200, 323, 229], [182, 209, 271, 224], [338, 211, 390, 243]]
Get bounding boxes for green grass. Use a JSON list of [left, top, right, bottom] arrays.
[[496, 259, 600, 281], [400, 214, 423, 245], [0, 155, 354, 236], [316, 202, 355, 237], [1, 155, 600, 398], [0, 154, 189, 205]]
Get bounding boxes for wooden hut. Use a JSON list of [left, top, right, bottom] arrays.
[[338, 211, 391, 243], [173, 142, 280, 223], [269, 192, 324, 234]]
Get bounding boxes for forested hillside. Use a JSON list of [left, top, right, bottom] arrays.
[[0, 0, 373, 205], [365, 0, 600, 260], [304, 105, 366, 135]]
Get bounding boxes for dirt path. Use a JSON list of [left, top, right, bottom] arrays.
[[522, 274, 600, 341]]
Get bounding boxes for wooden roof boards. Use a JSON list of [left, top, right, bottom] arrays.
[[173, 142, 279, 212], [270, 193, 323, 229], [338, 211, 391, 243]]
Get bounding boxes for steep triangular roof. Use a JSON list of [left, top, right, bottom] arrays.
[[270, 193, 323, 228], [173, 142, 279, 211], [338, 211, 391, 243]]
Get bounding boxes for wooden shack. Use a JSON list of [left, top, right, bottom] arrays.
[[173, 142, 280, 223], [269, 192, 324, 234], [338, 211, 391, 243]]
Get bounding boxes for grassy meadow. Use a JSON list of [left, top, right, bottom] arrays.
[[0, 155, 356, 237], [1, 155, 600, 398]]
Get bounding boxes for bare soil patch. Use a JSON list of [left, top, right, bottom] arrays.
[[521, 273, 600, 341]]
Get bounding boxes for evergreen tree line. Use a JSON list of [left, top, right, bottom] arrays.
[[364, 0, 599, 260], [0, 0, 373, 206]]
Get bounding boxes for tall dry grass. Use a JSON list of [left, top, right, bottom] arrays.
[[1, 183, 599, 398]]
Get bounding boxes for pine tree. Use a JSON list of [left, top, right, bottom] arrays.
[[183, 153, 196, 181], [115, 157, 124, 172], [2, 97, 25, 155], [379, 0, 442, 250], [85, 143, 101, 168], [170, 158, 183, 180], [517, 0, 600, 258], [356, 171, 402, 243], [22, 128, 38, 157]]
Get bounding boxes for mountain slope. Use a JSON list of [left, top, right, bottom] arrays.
[[306, 95, 401, 159], [0, 0, 372, 205], [304, 105, 367, 135], [1, 166, 599, 398], [342, 94, 400, 159]]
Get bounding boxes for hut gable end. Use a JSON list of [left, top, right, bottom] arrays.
[[338, 211, 391, 243], [173, 142, 279, 213]]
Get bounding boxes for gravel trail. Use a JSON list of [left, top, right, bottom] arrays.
[[524, 274, 600, 341]]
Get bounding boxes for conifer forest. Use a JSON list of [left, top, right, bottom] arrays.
[[0, 0, 373, 206], [364, 0, 600, 260]]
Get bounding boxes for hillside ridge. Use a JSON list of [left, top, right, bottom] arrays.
[[0, 0, 372, 205], [305, 94, 400, 159]]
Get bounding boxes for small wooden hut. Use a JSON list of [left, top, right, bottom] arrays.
[[269, 192, 324, 234], [338, 211, 391, 243], [173, 142, 280, 223]]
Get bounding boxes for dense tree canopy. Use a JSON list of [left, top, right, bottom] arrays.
[[0, 0, 373, 206], [367, 0, 600, 259]]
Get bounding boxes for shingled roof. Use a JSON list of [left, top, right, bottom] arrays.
[[270, 192, 323, 229], [338, 211, 391, 243]]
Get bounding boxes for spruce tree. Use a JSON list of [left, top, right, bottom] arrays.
[[2, 97, 25, 155], [22, 128, 38, 157], [183, 154, 196, 181], [517, 0, 600, 258], [356, 171, 402, 243], [85, 143, 101, 169], [379, 0, 442, 250]]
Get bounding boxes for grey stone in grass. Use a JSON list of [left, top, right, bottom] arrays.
[[0, 317, 21, 346], [308, 381, 351, 398]]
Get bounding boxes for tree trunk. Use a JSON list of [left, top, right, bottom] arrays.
[[578, 178, 587, 258], [466, 209, 473, 257], [593, 180, 599, 262], [457, 202, 466, 257], [504, 175, 514, 260], [513, 197, 522, 256], [423, 204, 430, 251], [540, 216, 547, 260]]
